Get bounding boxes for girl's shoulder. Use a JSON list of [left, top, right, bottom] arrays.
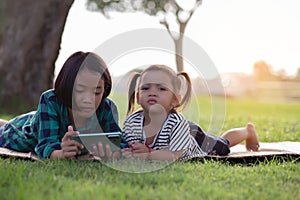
[[40, 89, 58, 102], [98, 98, 118, 111], [125, 110, 143, 121], [37, 89, 68, 116], [169, 112, 185, 122], [37, 89, 64, 111], [101, 97, 115, 105]]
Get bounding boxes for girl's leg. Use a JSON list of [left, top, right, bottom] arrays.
[[221, 123, 260, 151], [0, 119, 8, 127]]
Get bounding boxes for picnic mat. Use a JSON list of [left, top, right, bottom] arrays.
[[196, 142, 300, 163], [0, 147, 40, 161], [1, 142, 300, 163]]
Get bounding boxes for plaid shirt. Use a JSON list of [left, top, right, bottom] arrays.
[[0, 89, 122, 158]]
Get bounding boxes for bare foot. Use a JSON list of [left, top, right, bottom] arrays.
[[0, 119, 8, 127], [245, 123, 260, 151]]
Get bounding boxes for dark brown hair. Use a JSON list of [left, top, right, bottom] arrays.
[[54, 51, 112, 108]]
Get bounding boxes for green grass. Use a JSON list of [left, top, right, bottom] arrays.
[[0, 159, 299, 200], [1, 95, 300, 200]]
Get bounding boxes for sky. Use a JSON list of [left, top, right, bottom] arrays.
[[55, 0, 300, 78]]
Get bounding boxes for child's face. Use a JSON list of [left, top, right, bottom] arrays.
[[137, 70, 179, 114], [73, 69, 105, 119]]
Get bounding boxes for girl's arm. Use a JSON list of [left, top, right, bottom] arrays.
[[34, 92, 63, 158], [122, 146, 183, 162], [122, 142, 184, 161], [34, 91, 82, 159], [145, 149, 183, 161]]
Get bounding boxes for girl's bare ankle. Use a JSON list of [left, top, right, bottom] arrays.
[[0, 119, 8, 127], [245, 123, 260, 151]]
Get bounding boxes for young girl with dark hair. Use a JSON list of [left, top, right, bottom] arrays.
[[0, 51, 122, 159]]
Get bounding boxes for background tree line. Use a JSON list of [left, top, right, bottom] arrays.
[[0, 0, 201, 114], [253, 60, 300, 82]]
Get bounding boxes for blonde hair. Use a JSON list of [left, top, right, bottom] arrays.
[[127, 64, 192, 115]]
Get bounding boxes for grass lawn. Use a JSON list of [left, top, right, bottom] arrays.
[[1, 95, 300, 200]]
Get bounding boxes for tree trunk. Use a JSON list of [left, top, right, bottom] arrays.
[[175, 36, 184, 72], [0, 0, 73, 113], [174, 22, 187, 72]]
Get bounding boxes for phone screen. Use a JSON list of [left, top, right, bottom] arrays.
[[71, 132, 121, 155]]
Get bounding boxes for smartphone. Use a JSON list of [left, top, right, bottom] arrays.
[[70, 132, 121, 155]]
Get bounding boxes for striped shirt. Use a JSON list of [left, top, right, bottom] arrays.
[[0, 89, 122, 158], [123, 111, 206, 161]]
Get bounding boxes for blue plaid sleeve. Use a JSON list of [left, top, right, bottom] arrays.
[[0, 111, 37, 152], [34, 91, 65, 158]]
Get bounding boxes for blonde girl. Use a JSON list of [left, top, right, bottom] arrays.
[[121, 64, 259, 161], [122, 65, 206, 161]]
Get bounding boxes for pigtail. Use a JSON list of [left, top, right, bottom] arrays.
[[177, 71, 192, 110], [127, 72, 140, 115]]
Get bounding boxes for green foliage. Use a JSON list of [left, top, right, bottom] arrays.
[[86, 0, 169, 16]]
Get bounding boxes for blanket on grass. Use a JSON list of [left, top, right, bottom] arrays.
[[1, 142, 299, 163], [198, 142, 300, 163]]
